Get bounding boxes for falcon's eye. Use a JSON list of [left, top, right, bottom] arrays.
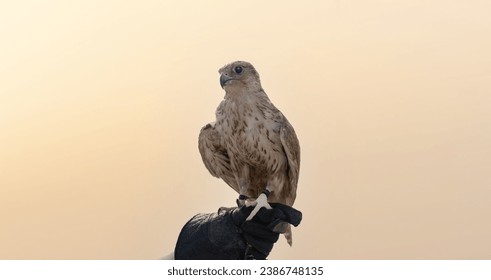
[[234, 66, 243, 74]]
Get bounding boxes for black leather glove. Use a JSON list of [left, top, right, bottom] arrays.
[[231, 203, 302, 259], [174, 204, 302, 260]]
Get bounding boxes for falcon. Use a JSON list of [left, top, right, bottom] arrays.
[[198, 61, 300, 245]]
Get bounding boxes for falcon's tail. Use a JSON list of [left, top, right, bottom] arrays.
[[284, 224, 293, 246]]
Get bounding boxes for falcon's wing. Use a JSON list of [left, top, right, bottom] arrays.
[[198, 123, 239, 193], [280, 120, 301, 194]]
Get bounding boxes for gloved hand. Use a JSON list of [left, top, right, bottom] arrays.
[[229, 203, 302, 260], [174, 203, 301, 260]]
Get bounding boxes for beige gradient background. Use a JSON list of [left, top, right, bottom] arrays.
[[1, 0, 490, 259]]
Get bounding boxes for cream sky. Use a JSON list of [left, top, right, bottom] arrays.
[[1, 0, 490, 259]]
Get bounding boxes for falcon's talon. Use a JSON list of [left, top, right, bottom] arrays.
[[245, 193, 272, 221], [236, 199, 245, 207], [237, 194, 249, 207], [244, 199, 256, 207]]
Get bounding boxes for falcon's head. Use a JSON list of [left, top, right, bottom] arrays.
[[219, 61, 262, 92]]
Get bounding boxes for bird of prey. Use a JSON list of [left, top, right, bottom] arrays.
[[198, 61, 300, 245]]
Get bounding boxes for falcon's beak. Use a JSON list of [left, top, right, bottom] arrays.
[[220, 73, 233, 88]]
